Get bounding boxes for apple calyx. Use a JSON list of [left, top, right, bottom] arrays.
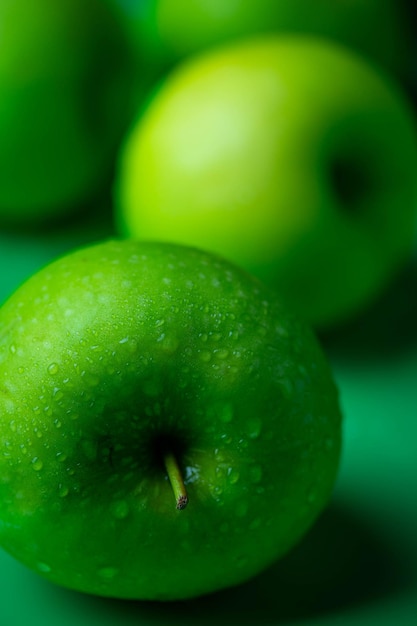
[[163, 450, 189, 510]]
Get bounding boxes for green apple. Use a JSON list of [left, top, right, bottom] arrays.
[[107, 0, 414, 83], [114, 36, 417, 330], [0, 0, 135, 224], [0, 239, 341, 600]]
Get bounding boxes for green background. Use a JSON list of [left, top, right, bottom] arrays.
[[0, 206, 417, 625], [1, 0, 417, 618]]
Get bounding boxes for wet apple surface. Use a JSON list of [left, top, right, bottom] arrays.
[[0, 239, 341, 600]]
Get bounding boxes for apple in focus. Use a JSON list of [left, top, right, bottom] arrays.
[[0, 239, 341, 600], [115, 36, 417, 330]]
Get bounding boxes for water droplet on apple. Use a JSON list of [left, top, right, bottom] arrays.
[[18, 367, 24, 375], [98, 567, 118, 580], [209, 484, 223, 499], [227, 467, 240, 484], [246, 416, 262, 439], [111, 500, 130, 520], [56, 452, 67, 463], [199, 350, 212, 363], [160, 335, 179, 354], [58, 484, 69, 498], [31, 457, 43, 471], [9, 420, 16, 432], [54, 419, 62, 429], [200, 333, 208, 343], [47, 363, 59, 376], [9, 344, 16, 354], [215, 348, 229, 360], [37, 562, 51, 573]]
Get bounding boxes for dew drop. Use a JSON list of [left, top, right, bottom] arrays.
[[58, 485, 69, 498], [31, 457, 43, 471], [246, 416, 262, 439], [209, 484, 223, 499], [53, 388, 64, 401], [215, 348, 229, 360], [160, 336, 179, 354], [199, 350, 212, 363], [47, 363, 59, 376], [227, 467, 240, 485], [56, 452, 67, 463]]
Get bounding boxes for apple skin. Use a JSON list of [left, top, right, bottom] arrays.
[[108, 0, 414, 83], [115, 36, 417, 330], [0, 239, 342, 600], [0, 0, 135, 224]]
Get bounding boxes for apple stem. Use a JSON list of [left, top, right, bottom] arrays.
[[163, 451, 188, 510]]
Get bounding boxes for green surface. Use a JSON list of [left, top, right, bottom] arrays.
[[0, 215, 417, 624]]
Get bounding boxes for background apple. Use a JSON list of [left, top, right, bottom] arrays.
[[0, 0, 135, 225], [115, 36, 417, 330], [106, 0, 414, 88], [0, 239, 342, 600]]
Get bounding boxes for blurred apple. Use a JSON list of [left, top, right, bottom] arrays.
[[115, 36, 417, 330], [107, 0, 414, 84], [0, 0, 135, 225]]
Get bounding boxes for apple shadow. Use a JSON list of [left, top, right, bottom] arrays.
[[37, 501, 414, 626], [320, 254, 417, 361]]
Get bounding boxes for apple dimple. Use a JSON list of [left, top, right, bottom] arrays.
[[330, 154, 373, 211]]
